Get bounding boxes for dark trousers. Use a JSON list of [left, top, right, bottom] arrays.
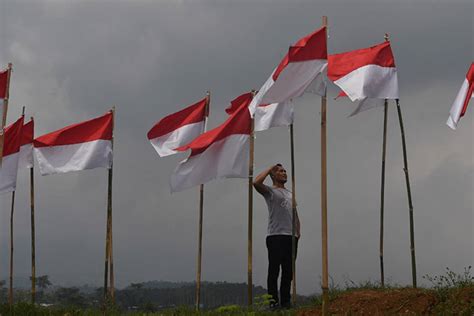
[[266, 235, 298, 306]]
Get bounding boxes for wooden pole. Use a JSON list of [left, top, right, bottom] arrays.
[[0, 63, 13, 166], [9, 191, 16, 307], [195, 91, 210, 310], [395, 99, 417, 288], [31, 164, 36, 303], [379, 34, 391, 288], [289, 123, 297, 306], [109, 210, 115, 302], [109, 107, 116, 302], [379, 99, 388, 288], [320, 16, 329, 316], [103, 107, 115, 305], [8, 107, 25, 307], [248, 91, 256, 306]]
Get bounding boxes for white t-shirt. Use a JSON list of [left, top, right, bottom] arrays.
[[262, 185, 300, 237]]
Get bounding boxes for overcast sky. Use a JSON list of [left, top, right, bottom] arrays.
[[0, 0, 472, 295]]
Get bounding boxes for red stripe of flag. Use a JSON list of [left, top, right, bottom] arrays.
[[0, 68, 8, 99], [34, 112, 113, 148], [460, 62, 474, 117], [273, 26, 327, 81], [178, 95, 252, 157], [3, 116, 24, 156], [147, 98, 207, 140], [328, 41, 396, 81]]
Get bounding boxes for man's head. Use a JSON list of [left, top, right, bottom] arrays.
[[270, 164, 287, 185]]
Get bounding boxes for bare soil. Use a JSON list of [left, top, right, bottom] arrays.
[[297, 287, 474, 315]]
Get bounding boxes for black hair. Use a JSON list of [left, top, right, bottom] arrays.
[[270, 164, 283, 181]]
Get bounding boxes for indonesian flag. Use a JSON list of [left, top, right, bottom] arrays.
[[447, 62, 474, 130], [0, 67, 8, 99], [254, 102, 294, 132], [170, 94, 252, 193], [18, 119, 34, 169], [0, 116, 24, 194], [34, 112, 113, 176], [328, 41, 399, 116], [147, 98, 208, 157], [226, 93, 293, 132], [0, 67, 9, 123], [249, 26, 328, 115]]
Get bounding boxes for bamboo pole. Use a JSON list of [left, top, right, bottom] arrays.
[[31, 162, 36, 303], [378, 34, 391, 288], [9, 190, 16, 307], [379, 99, 388, 288], [109, 107, 116, 301], [248, 91, 256, 306], [320, 16, 329, 316], [8, 107, 25, 307], [395, 99, 417, 288], [289, 123, 297, 306], [0, 63, 13, 166], [109, 211, 115, 302], [103, 107, 115, 305], [195, 91, 210, 310]]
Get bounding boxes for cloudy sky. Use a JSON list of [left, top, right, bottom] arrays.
[[0, 0, 472, 295]]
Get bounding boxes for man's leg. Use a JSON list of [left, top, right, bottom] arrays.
[[280, 236, 298, 307], [266, 235, 280, 305]]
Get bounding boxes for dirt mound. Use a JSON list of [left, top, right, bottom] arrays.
[[432, 287, 474, 314], [298, 288, 439, 315]]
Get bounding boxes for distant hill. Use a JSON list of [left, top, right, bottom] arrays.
[[117, 281, 268, 309], [126, 280, 194, 289]]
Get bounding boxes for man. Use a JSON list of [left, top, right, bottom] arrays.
[[253, 164, 300, 308]]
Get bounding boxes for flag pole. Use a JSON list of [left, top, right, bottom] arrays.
[[8, 190, 16, 307], [379, 98, 388, 288], [30, 117, 36, 303], [379, 34, 390, 288], [195, 91, 210, 310], [109, 211, 115, 302], [247, 90, 256, 306], [395, 99, 417, 288], [0, 63, 13, 166], [290, 122, 297, 306], [8, 106, 25, 307], [103, 107, 115, 305], [320, 16, 330, 316]]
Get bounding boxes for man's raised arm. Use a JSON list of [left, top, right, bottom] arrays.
[[253, 166, 274, 196]]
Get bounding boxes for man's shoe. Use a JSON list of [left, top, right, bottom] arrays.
[[269, 302, 280, 311]]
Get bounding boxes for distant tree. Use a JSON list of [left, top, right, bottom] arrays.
[[0, 280, 6, 302], [54, 287, 86, 307], [34, 275, 52, 290], [130, 283, 144, 290]]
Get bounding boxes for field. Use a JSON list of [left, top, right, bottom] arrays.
[[1, 279, 472, 315]]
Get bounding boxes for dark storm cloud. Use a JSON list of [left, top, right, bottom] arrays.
[[0, 0, 472, 294]]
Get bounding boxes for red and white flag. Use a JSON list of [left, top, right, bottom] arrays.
[[0, 67, 9, 122], [170, 94, 253, 193], [254, 102, 294, 132], [328, 41, 399, 116], [18, 119, 34, 169], [148, 98, 208, 157], [225, 93, 293, 132], [0, 116, 24, 194], [34, 112, 113, 175], [249, 26, 328, 115], [0, 67, 8, 99], [447, 62, 474, 130]]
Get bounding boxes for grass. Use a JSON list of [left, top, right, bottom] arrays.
[[0, 303, 297, 316], [0, 268, 472, 315]]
